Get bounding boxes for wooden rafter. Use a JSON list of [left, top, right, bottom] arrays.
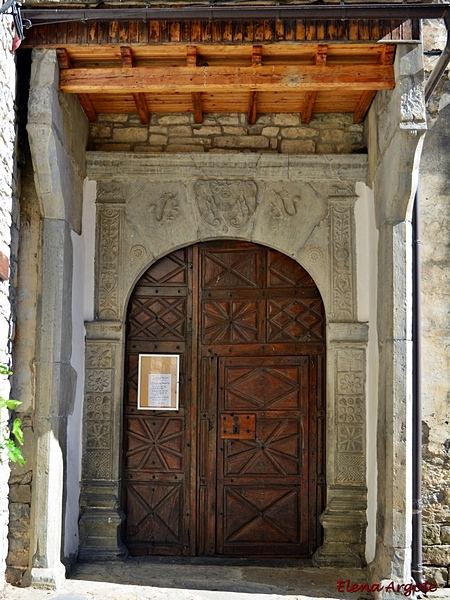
[[77, 93, 97, 123], [120, 46, 150, 124], [302, 44, 327, 124], [248, 45, 262, 125], [192, 92, 203, 124], [60, 63, 394, 94], [57, 48, 97, 123], [186, 46, 203, 124]]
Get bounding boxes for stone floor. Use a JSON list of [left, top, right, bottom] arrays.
[[0, 559, 449, 600]]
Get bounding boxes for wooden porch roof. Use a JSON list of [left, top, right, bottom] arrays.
[[20, 13, 422, 125]]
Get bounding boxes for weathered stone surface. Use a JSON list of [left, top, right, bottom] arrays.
[[441, 526, 450, 544], [281, 139, 316, 153], [423, 524, 441, 545], [423, 545, 450, 566], [89, 113, 364, 155], [422, 566, 449, 587]]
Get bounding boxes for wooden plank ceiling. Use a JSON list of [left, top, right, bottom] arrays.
[[55, 41, 395, 124]]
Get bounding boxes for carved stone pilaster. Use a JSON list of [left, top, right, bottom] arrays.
[[329, 191, 357, 322], [79, 320, 127, 561], [314, 323, 368, 567], [96, 204, 124, 320]]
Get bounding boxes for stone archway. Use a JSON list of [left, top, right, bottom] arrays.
[[79, 152, 369, 566]]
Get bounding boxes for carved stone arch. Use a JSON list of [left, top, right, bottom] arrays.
[[80, 152, 369, 565]]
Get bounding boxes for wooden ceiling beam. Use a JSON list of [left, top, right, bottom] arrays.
[[187, 45, 197, 66], [120, 46, 134, 67], [60, 63, 395, 94], [56, 48, 72, 69], [302, 44, 327, 124]]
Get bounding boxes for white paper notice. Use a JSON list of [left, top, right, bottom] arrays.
[[148, 373, 172, 408]]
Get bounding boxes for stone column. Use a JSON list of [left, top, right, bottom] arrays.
[[78, 190, 128, 559], [78, 321, 128, 561], [314, 188, 368, 567], [365, 43, 426, 588], [23, 49, 88, 587]]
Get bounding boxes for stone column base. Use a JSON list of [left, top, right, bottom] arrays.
[[23, 563, 66, 589], [313, 486, 367, 567], [78, 506, 128, 562]]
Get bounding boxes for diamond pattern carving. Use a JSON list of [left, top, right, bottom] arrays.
[[128, 297, 186, 341], [139, 249, 187, 285], [267, 250, 316, 287], [267, 298, 324, 342], [225, 366, 300, 410]]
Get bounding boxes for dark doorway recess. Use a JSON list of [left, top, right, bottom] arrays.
[[122, 241, 326, 558]]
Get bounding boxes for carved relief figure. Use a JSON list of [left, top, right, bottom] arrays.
[[195, 179, 258, 232]]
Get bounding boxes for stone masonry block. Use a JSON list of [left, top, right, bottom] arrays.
[[441, 526, 450, 543], [273, 114, 301, 126], [215, 136, 269, 148], [113, 128, 149, 143], [261, 127, 279, 137], [423, 545, 450, 566], [281, 140, 315, 153], [422, 566, 449, 587], [281, 127, 317, 139]]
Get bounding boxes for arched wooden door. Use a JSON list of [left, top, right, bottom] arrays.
[[122, 241, 325, 557]]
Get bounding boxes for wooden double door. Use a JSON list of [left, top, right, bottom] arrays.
[[123, 241, 325, 557]]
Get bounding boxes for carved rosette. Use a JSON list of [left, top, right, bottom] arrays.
[[97, 207, 122, 319], [335, 349, 365, 485], [83, 343, 115, 480], [195, 179, 258, 232], [330, 201, 356, 321]]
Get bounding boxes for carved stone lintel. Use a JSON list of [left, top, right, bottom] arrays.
[[313, 486, 367, 567]]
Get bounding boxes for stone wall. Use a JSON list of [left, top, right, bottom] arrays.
[[89, 113, 365, 154], [0, 14, 18, 590], [420, 19, 450, 588]]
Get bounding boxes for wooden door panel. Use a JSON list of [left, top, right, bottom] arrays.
[[224, 418, 302, 476], [201, 246, 261, 290], [267, 298, 324, 342], [219, 485, 308, 555], [202, 300, 260, 344], [124, 242, 325, 558], [222, 360, 308, 410], [124, 416, 185, 472], [216, 355, 310, 556], [125, 481, 186, 555]]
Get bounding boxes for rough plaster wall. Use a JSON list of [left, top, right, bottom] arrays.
[[89, 112, 365, 154], [0, 15, 18, 590], [420, 20, 450, 587]]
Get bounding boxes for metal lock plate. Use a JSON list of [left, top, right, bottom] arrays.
[[220, 413, 256, 439]]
